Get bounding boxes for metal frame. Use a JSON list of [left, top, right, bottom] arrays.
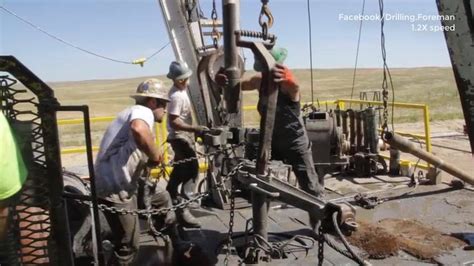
[[0, 55, 74, 265], [436, 0, 474, 154]]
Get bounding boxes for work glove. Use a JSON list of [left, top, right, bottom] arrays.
[[194, 125, 210, 135], [272, 63, 297, 90], [147, 154, 164, 168], [214, 67, 228, 87]]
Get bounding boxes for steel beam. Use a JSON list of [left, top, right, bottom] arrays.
[[436, 0, 474, 154], [158, 0, 208, 126]]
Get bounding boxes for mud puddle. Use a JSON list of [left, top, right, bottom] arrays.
[[347, 218, 466, 260]]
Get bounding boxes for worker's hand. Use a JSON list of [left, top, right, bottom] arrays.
[[272, 64, 299, 101], [214, 67, 228, 87], [272, 64, 297, 90], [194, 125, 210, 135], [147, 155, 163, 168]]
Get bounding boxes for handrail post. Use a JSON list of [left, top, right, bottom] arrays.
[[423, 105, 432, 153]]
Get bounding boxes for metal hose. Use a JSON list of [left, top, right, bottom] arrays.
[[331, 212, 369, 265]]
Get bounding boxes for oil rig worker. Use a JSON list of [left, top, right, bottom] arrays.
[[216, 48, 324, 227], [95, 79, 174, 265], [0, 112, 28, 261], [166, 61, 208, 229]]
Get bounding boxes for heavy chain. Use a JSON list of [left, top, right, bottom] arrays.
[[94, 192, 210, 217], [166, 144, 243, 167], [224, 175, 236, 265], [76, 149, 244, 218], [211, 0, 220, 48], [379, 0, 390, 135], [259, 0, 274, 40], [88, 162, 244, 217], [318, 223, 324, 266]]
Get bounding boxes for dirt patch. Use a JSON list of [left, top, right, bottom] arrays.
[[348, 218, 465, 260], [347, 220, 399, 259]]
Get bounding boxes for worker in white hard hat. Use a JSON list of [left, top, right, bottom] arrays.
[[166, 61, 208, 229], [95, 78, 174, 265]]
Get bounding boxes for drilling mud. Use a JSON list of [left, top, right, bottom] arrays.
[[348, 218, 466, 260]]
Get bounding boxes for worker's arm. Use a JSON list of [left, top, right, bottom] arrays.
[[241, 74, 262, 91], [215, 68, 262, 91], [130, 119, 162, 164], [169, 115, 208, 134], [273, 64, 300, 102]]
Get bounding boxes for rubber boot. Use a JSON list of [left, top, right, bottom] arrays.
[[177, 207, 201, 229]]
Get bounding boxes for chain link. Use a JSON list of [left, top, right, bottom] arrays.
[[165, 144, 242, 168], [259, 0, 274, 40], [211, 0, 221, 48], [379, 0, 389, 136], [318, 223, 324, 266], [77, 160, 245, 218], [224, 174, 236, 265]]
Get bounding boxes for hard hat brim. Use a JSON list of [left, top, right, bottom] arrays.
[[167, 69, 193, 81], [130, 93, 170, 102]]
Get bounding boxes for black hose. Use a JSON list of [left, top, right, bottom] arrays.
[[323, 233, 354, 260], [331, 212, 368, 265]]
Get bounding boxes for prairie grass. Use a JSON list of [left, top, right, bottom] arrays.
[[9, 67, 460, 148]]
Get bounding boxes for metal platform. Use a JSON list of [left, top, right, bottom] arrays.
[[121, 173, 474, 265]]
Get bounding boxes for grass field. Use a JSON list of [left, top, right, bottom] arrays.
[[18, 67, 461, 148]]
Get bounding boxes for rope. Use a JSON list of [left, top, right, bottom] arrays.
[[349, 0, 366, 108], [306, 0, 315, 106], [0, 5, 172, 66]]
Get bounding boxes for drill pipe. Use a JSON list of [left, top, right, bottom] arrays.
[[384, 132, 474, 185]]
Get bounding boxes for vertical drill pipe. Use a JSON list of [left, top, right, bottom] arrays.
[[348, 110, 356, 154], [223, 0, 241, 115], [384, 132, 474, 185], [251, 191, 268, 240], [342, 110, 348, 141], [355, 111, 363, 152], [335, 108, 341, 127], [362, 110, 370, 152], [365, 107, 378, 153], [389, 148, 400, 175]]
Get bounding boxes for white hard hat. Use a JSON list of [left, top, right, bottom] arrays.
[[130, 79, 169, 101]]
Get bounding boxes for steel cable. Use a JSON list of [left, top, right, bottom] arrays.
[[349, 0, 366, 108], [306, 0, 315, 106], [0, 5, 175, 66]]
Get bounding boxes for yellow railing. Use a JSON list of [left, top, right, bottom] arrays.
[[334, 99, 431, 153], [334, 99, 431, 170], [58, 99, 432, 173]]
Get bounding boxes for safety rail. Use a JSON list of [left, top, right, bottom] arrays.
[[58, 99, 432, 173], [335, 99, 431, 170], [334, 99, 431, 152]]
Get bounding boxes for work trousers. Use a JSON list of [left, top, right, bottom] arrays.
[[167, 138, 199, 202], [272, 137, 324, 198], [103, 185, 175, 265]]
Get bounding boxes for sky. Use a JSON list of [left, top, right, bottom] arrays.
[[0, 0, 452, 82]]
